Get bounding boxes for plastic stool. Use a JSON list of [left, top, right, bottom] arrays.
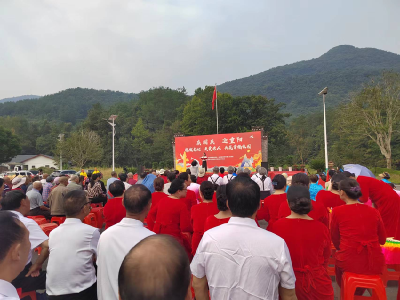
[[51, 216, 66, 225], [91, 203, 103, 208], [91, 207, 104, 228], [17, 288, 37, 300], [40, 223, 58, 236], [84, 213, 97, 227], [32, 217, 47, 225], [341, 272, 387, 299]]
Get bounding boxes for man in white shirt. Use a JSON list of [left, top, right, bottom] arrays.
[[118, 235, 191, 300], [208, 166, 223, 186], [253, 167, 273, 198], [1, 191, 49, 293], [97, 185, 155, 300], [163, 172, 176, 195], [251, 165, 262, 181], [46, 190, 100, 299], [118, 173, 132, 191], [0, 211, 31, 300], [221, 166, 236, 185], [191, 176, 297, 300]]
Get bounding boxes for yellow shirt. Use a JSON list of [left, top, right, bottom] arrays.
[[80, 172, 87, 177], [93, 170, 100, 174]]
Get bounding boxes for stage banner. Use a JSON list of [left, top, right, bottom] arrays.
[[175, 131, 262, 172]]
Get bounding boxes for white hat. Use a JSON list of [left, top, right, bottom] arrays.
[[159, 169, 165, 175], [12, 176, 27, 189], [198, 168, 205, 178]]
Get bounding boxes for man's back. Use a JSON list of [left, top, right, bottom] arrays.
[[26, 189, 42, 210], [67, 181, 82, 191], [191, 217, 295, 300], [48, 185, 69, 215], [97, 218, 155, 300]]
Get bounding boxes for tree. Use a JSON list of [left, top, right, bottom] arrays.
[[59, 130, 103, 168], [0, 126, 21, 164], [338, 72, 400, 168], [131, 118, 152, 169]]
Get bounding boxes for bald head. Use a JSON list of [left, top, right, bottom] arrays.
[[32, 181, 42, 190], [59, 176, 69, 186], [118, 235, 190, 300], [70, 175, 79, 183]]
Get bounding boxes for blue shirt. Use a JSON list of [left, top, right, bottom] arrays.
[[309, 183, 323, 201], [106, 177, 118, 190], [382, 178, 391, 184]]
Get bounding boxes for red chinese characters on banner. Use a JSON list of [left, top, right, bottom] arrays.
[[175, 131, 262, 172]]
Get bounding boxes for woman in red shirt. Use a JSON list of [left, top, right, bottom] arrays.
[[103, 180, 126, 229], [278, 173, 328, 227], [357, 175, 400, 239], [204, 185, 232, 231], [147, 177, 168, 229], [190, 181, 219, 256], [273, 185, 333, 300], [148, 179, 193, 257], [331, 178, 386, 293], [316, 173, 346, 209], [257, 174, 287, 231]]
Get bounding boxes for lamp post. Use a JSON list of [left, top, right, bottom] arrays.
[[106, 115, 117, 171], [318, 87, 329, 171], [58, 134, 64, 171]]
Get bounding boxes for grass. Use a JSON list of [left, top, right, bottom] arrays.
[[372, 167, 400, 184]]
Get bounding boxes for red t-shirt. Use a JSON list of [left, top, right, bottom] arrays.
[[204, 215, 230, 231], [103, 197, 126, 229], [257, 193, 287, 231], [191, 202, 219, 256], [147, 192, 168, 228], [196, 176, 208, 185], [160, 175, 168, 184], [316, 190, 345, 209], [278, 200, 329, 227], [273, 218, 333, 299], [181, 189, 197, 211]]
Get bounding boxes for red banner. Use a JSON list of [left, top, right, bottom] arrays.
[[175, 131, 262, 172]]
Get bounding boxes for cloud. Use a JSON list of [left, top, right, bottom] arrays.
[[0, 0, 399, 98]]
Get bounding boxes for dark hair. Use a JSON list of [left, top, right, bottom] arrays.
[[291, 173, 310, 187], [79, 175, 85, 183], [190, 175, 197, 184], [168, 179, 185, 195], [111, 171, 117, 177], [110, 180, 125, 197], [319, 173, 326, 181], [0, 211, 26, 262], [119, 173, 128, 182], [331, 173, 348, 191], [87, 172, 92, 179], [236, 172, 250, 179], [309, 174, 318, 183], [167, 172, 177, 183], [219, 167, 225, 175], [191, 160, 198, 167], [140, 172, 148, 179], [118, 235, 190, 300], [389, 183, 396, 189], [287, 186, 312, 215], [123, 185, 152, 214], [200, 181, 214, 201], [272, 174, 286, 190], [1, 191, 26, 210], [64, 190, 88, 217], [328, 170, 336, 177], [174, 170, 179, 175], [90, 173, 100, 187], [339, 178, 362, 199], [216, 185, 228, 211], [342, 171, 355, 178], [177, 172, 189, 182], [153, 177, 165, 192], [186, 168, 191, 175], [226, 176, 260, 218], [0, 178, 3, 189], [32, 175, 40, 182]]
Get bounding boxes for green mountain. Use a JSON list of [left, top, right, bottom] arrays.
[[0, 88, 138, 124], [0, 95, 41, 103], [217, 45, 400, 116]]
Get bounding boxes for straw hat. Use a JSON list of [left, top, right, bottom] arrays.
[[198, 168, 205, 178]]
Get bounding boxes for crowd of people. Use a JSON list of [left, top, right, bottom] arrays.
[[0, 163, 399, 299]]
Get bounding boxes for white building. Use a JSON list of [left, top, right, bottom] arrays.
[[2, 154, 57, 171]]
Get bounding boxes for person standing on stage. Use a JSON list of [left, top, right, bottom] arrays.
[[201, 153, 208, 172]]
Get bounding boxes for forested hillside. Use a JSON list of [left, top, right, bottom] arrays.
[[218, 45, 400, 116], [0, 88, 138, 124], [0, 95, 41, 103]]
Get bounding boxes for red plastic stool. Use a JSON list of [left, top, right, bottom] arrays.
[[17, 288, 37, 300], [32, 217, 47, 225], [341, 272, 387, 299], [91, 207, 104, 228], [40, 223, 58, 236], [51, 216, 66, 225], [84, 213, 97, 227], [91, 203, 103, 208]]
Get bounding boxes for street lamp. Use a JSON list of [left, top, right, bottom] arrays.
[[58, 134, 64, 171], [105, 115, 117, 171], [318, 87, 328, 171]]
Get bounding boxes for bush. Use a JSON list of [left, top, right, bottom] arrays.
[[309, 159, 325, 172]]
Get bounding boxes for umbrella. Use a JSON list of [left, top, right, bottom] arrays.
[[343, 164, 375, 178]]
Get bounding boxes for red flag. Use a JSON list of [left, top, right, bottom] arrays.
[[212, 86, 217, 110]]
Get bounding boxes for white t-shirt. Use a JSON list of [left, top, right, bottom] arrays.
[[123, 182, 132, 191], [191, 217, 295, 300], [11, 211, 48, 265], [46, 218, 100, 295], [0, 280, 19, 300], [96, 218, 155, 300], [163, 182, 171, 195], [221, 174, 236, 185], [253, 175, 273, 191], [208, 174, 223, 186]]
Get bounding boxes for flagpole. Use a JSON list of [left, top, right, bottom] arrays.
[[215, 83, 218, 134]]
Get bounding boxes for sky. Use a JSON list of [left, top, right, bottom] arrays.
[[0, 0, 399, 99]]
